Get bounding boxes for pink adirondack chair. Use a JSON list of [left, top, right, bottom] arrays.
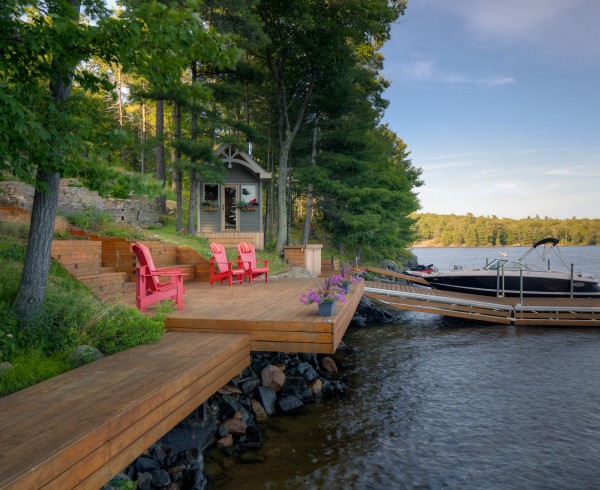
[[237, 242, 269, 283], [131, 243, 186, 312], [209, 243, 245, 286]]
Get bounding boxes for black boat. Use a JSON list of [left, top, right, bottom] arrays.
[[409, 238, 600, 298]]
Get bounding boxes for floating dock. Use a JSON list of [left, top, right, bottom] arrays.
[[364, 281, 600, 327]]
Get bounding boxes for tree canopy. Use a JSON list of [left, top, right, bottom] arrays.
[[1, 0, 421, 317]]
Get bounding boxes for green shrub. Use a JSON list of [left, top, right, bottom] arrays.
[[75, 302, 167, 355], [99, 223, 145, 239], [65, 206, 115, 231], [0, 221, 29, 239]]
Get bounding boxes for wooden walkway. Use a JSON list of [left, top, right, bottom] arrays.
[[123, 279, 364, 354], [365, 281, 600, 326], [0, 332, 250, 489]]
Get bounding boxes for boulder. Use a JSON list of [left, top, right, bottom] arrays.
[[69, 345, 103, 368], [309, 378, 323, 398], [240, 377, 260, 396], [136, 472, 152, 490], [251, 399, 268, 422], [297, 362, 319, 383], [276, 395, 304, 414], [255, 386, 277, 416], [216, 434, 234, 448], [261, 364, 286, 393], [320, 357, 338, 375], [0, 362, 13, 373], [221, 418, 247, 436], [151, 469, 171, 487], [134, 456, 161, 473], [280, 376, 312, 402]]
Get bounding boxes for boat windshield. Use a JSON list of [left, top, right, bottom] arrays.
[[483, 259, 537, 271]]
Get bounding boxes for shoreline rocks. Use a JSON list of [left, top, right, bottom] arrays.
[[103, 297, 396, 489]]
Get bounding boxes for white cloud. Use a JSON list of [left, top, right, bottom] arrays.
[[543, 167, 600, 177], [397, 59, 514, 87], [438, 0, 600, 65]]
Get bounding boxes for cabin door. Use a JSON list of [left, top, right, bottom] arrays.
[[223, 184, 238, 231]]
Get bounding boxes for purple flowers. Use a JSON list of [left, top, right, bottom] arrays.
[[300, 276, 347, 305], [340, 265, 365, 284]]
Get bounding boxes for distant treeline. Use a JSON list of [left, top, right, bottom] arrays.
[[412, 213, 600, 247]]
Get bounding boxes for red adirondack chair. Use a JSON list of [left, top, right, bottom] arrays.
[[209, 243, 245, 286], [237, 242, 269, 283], [130, 243, 186, 312]]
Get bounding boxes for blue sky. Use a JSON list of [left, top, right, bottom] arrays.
[[381, 0, 600, 219]]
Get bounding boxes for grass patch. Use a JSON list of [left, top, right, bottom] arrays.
[[0, 230, 166, 397], [0, 351, 71, 397]]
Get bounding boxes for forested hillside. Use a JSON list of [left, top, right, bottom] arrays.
[[413, 213, 600, 247]]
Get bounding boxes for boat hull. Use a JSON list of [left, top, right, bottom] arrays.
[[426, 270, 600, 298]]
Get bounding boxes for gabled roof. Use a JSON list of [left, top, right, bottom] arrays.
[[214, 144, 272, 180]]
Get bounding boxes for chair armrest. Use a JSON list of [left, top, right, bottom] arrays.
[[255, 259, 269, 266], [140, 268, 187, 277]]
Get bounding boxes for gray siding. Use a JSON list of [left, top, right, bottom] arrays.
[[199, 164, 264, 233]]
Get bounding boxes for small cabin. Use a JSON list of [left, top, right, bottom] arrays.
[[196, 144, 271, 250]]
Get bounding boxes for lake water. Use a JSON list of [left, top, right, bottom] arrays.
[[209, 247, 600, 489]]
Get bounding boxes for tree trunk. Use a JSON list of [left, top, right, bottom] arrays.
[[140, 101, 146, 174], [273, 61, 316, 254], [172, 101, 183, 231], [155, 99, 167, 214], [188, 61, 198, 235], [302, 119, 318, 246], [14, 172, 61, 318], [118, 68, 126, 167], [14, 0, 80, 318], [188, 172, 197, 234]]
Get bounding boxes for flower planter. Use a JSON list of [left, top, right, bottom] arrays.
[[240, 207, 257, 212], [340, 283, 350, 293], [318, 301, 336, 316], [203, 206, 219, 212]]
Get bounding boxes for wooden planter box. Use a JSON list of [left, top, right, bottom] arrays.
[[202, 206, 219, 212], [240, 206, 257, 212]]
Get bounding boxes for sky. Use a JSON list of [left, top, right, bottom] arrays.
[[381, 0, 600, 219]]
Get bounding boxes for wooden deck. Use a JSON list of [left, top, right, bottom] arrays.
[[365, 281, 600, 326], [122, 279, 364, 354], [0, 332, 250, 489]]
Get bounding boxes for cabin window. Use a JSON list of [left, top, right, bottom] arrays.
[[241, 184, 257, 204], [203, 184, 219, 204]]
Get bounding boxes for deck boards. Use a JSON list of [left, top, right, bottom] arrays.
[[125, 279, 364, 354], [365, 281, 600, 326], [0, 332, 250, 490]]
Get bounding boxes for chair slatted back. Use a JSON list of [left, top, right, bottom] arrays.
[[131, 243, 160, 292], [237, 242, 256, 270], [210, 243, 230, 273]]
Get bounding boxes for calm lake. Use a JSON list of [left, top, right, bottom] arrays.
[[209, 246, 600, 489]]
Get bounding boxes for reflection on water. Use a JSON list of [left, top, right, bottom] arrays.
[[209, 312, 600, 489]]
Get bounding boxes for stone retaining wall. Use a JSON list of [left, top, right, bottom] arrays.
[[0, 179, 161, 227]]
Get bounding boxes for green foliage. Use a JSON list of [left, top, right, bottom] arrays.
[[412, 213, 600, 247], [65, 206, 115, 231], [99, 223, 146, 239], [0, 229, 166, 395], [0, 351, 71, 397], [74, 302, 166, 356]]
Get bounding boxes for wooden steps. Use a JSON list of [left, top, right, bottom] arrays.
[[0, 332, 250, 490], [51, 238, 213, 303], [51, 240, 127, 301]]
